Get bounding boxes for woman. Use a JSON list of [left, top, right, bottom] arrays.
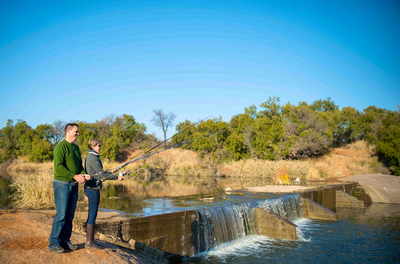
[[84, 138, 124, 249]]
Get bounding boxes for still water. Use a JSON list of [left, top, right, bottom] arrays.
[[184, 203, 400, 264]]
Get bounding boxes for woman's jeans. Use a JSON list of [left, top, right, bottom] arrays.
[[85, 188, 100, 225], [48, 181, 78, 249]]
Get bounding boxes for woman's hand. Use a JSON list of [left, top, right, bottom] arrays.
[[118, 171, 125, 181]]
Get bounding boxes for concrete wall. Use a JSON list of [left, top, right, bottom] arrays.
[[253, 208, 298, 240], [336, 190, 365, 208], [301, 183, 363, 211], [302, 198, 338, 221], [96, 210, 198, 257]]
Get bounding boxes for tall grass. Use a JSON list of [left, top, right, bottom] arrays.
[[5, 156, 53, 172], [10, 172, 54, 209]]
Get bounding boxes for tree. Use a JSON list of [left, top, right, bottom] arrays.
[[310, 97, 339, 112], [282, 104, 332, 159], [151, 109, 176, 148], [375, 110, 400, 175], [35, 124, 53, 142], [51, 120, 66, 145]]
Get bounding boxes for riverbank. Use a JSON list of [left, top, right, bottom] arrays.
[[0, 209, 161, 264]]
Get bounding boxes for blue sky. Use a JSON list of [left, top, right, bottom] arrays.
[[1, 0, 399, 139]]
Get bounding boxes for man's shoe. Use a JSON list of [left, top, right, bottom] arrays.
[[49, 246, 65, 253], [66, 243, 78, 250]]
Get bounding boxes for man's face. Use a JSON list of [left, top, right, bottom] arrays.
[[67, 126, 79, 142]]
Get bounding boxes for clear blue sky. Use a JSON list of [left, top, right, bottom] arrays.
[[1, 0, 399, 139]]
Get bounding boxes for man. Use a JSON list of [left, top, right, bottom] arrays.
[[48, 123, 90, 253]]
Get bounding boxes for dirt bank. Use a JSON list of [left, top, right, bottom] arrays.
[[0, 209, 158, 264]]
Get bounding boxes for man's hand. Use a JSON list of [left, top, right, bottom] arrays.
[[83, 174, 91, 181], [73, 174, 86, 184]]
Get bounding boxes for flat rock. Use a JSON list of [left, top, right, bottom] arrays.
[[245, 185, 313, 193], [339, 174, 400, 204]]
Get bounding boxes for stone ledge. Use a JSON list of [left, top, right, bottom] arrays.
[[98, 233, 170, 264]]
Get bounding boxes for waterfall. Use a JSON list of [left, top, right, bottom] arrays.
[[192, 194, 304, 254]]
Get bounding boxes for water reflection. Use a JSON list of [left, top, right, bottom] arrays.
[[99, 187, 282, 218]]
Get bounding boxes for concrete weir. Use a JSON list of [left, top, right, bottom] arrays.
[[95, 183, 365, 262], [302, 197, 338, 221], [253, 208, 298, 240]]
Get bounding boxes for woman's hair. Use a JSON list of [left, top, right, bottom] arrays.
[[88, 138, 100, 150]]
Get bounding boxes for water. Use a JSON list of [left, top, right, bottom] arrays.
[[184, 203, 400, 263], [190, 194, 304, 253]]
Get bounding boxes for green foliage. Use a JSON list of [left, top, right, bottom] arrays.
[[172, 117, 230, 161], [0, 119, 53, 163], [102, 136, 120, 161], [376, 111, 400, 175], [30, 138, 53, 162], [75, 114, 146, 161], [35, 124, 53, 142], [310, 97, 339, 112], [282, 104, 332, 158]]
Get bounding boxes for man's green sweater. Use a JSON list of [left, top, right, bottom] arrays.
[[53, 139, 86, 182]]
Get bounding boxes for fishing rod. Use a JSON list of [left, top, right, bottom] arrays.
[[92, 115, 212, 177], [133, 115, 212, 159], [113, 129, 228, 172], [91, 129, 228, 178]]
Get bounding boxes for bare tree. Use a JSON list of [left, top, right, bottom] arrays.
[[51, 120, 67, 145], [151, 109, 176, 148]]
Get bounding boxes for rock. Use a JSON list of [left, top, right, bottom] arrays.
[[339, 174, 400, 203]]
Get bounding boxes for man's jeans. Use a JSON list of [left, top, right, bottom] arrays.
[[48, 181, 78, 249]]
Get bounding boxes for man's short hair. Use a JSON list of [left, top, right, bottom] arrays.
[[64, 123, 79, 135]]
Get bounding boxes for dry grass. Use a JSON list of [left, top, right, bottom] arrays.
[[221, 159, 310, 185], [10, 172, 54, 209], [6, 156, 53, 172]]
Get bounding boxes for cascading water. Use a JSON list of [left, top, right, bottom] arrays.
[[192, 194, 304, 254]]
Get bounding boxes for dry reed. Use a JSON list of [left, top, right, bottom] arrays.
[[10, 172, 54, 209]]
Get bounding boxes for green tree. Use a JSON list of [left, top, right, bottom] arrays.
[[0, 119, 17, 162], [35, 124, 53, 142], [376, 110, 400, 175], [282, 104, 332, 158], [226, 113, 255, 160], [30, 138, 53, 162], [310, 97, 339, 112]]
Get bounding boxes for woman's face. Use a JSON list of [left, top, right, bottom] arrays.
[[93, 143, 101, 154]]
